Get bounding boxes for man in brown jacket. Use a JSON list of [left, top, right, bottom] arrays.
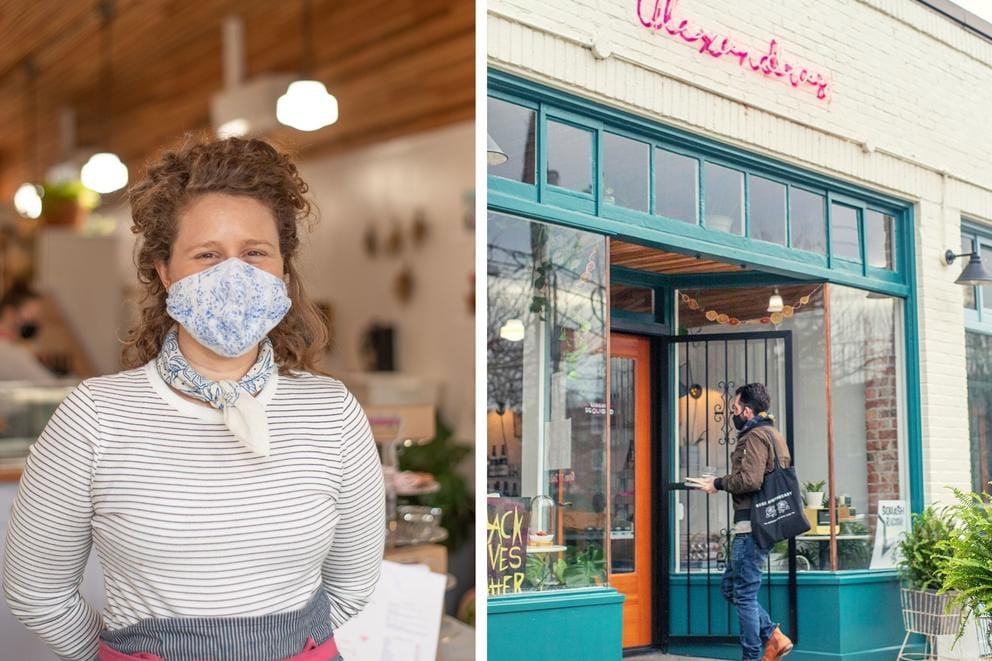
[[699, 383, 794, 661]]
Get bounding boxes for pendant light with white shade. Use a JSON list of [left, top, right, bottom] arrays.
[[81, 0, 128, 194], [277, 0, 339, 132], [13, 59, 42, 219]]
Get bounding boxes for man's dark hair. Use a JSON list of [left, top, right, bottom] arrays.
[[0, 283, 41, 313], [735, 383, 770, 414]]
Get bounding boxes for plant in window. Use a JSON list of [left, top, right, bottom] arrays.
[[837, 520, 871, 570], [801, 480, 826, 509], [562, 545, 606, 588]]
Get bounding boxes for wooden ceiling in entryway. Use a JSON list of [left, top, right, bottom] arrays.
[[0, 0, 473, 205], [610, 239, 751, 274]]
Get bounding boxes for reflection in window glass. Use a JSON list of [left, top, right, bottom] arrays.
[[749, 176, 786, 245], [611, 284, 654, 315], [963, 237, 977, 310], [831, 203, 861, 262], [966, 331, 992, 494], [829, 287, 904, 569], [487, 211, 608, 593], [487, 97, 536, 183], [656, 149, 698, 224], [547, 121, 594, 193], [983, 245, 992, 310], [603, 133, 649, 212], [610, 356, 636, 574], [704, 163, 743, 234], [790, 188, 827, 254], [866, 210, 894, 270], [676, 284, 906, 572]]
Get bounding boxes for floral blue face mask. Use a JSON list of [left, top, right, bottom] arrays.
[[166, 258, 292, 358]]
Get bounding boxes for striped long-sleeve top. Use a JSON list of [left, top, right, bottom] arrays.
[[1, 361, 386, 661]]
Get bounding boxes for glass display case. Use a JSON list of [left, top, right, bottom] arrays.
[[487, 211, 609, 593], [0, 380, 78, 471]]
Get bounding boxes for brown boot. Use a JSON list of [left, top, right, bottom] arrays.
[[761, 627, 793, 661]]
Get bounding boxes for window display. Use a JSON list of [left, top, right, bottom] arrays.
[[487, 211, 609, 593]]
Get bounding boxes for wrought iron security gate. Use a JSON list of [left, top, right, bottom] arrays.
[[661, 331, 799, 646]]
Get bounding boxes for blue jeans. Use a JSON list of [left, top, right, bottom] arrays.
[[721, 532, 778, 660]]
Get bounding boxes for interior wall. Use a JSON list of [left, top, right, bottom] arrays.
[[297, 121, 476, 443]]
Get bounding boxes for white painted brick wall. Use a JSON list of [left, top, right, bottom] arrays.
[[488, 0, 992, 501]]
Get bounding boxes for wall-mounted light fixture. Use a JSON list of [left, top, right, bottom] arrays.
[[487, 134, 508, 166], [689, 384, 703, 400], [945, 249, 992, 286]]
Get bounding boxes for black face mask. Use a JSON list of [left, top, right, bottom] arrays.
[[18, 323, 39, 340], [732, 413, 748, 431]]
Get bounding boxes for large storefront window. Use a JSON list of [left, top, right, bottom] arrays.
[[966, 332, 992, 494], [676, 284, 907, 572], [487, 211, 609, 593]]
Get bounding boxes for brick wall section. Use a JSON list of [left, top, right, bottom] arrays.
[[864, 331, 900, 536], [488, 0, 992, 502]]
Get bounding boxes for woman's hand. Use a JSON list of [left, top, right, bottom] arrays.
[[699, 476, 718, 494]]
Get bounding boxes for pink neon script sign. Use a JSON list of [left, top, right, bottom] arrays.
[[636, 0, 832, 101]]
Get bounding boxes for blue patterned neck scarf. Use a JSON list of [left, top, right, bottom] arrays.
[[155, 328, 276, 456]]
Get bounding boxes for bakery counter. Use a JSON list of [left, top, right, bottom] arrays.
[[0, 380, 77, 482]]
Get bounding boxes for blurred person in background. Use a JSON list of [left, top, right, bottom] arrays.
[[0, 284, 55, 382]]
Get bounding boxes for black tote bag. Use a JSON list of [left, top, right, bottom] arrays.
[[750, 439, 810, 550]]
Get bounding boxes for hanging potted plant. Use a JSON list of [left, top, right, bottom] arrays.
[[895, 505, 962, 659], [938, 488, 992, 657], [40, 180, 100, 230]]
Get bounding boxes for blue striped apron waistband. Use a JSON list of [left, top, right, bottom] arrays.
[[98, 588, 337, 661]]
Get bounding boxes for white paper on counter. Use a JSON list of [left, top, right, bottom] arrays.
[[335, 560, 446, 661]]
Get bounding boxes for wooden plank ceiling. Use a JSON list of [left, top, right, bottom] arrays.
[[0, 0, 474, 207], [610, 239, 750, 274], [609, 238, 824, 326], [678, 284, 823, 328]]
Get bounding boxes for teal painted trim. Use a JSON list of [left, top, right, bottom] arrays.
[[488, 175, 537, 202], [669, 569, 900, 587], [488, 586, 624, 613], [611, 308, 655, 325], [489, 191, 911, 299], [488, 70, 911, 291], [489, 588, 624, 660], [666, 272, 818, 290], [611, 266, 672, 289], [489, 70, 909, 211], [904, 204, 925, 513]]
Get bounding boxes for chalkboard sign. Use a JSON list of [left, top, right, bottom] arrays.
[[487, 497, 527, 595]]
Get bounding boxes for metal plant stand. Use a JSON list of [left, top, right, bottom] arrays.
[[897, 588, 964, 660]]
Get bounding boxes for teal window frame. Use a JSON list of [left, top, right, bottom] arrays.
[[489, 71, 907, 296], [961, 220, 992, 331], [487, 68, 925, 519]]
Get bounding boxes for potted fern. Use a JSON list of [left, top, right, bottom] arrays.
[[895, 505, 963, 658], [938, 488, 992, 657]]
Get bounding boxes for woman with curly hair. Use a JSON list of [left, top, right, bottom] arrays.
[[2, 135, 385, 661]]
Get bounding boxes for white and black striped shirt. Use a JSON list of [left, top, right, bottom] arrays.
[[2, 361, 385, 661]]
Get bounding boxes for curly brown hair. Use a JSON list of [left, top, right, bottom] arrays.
[[122, 132, 329, 374]]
